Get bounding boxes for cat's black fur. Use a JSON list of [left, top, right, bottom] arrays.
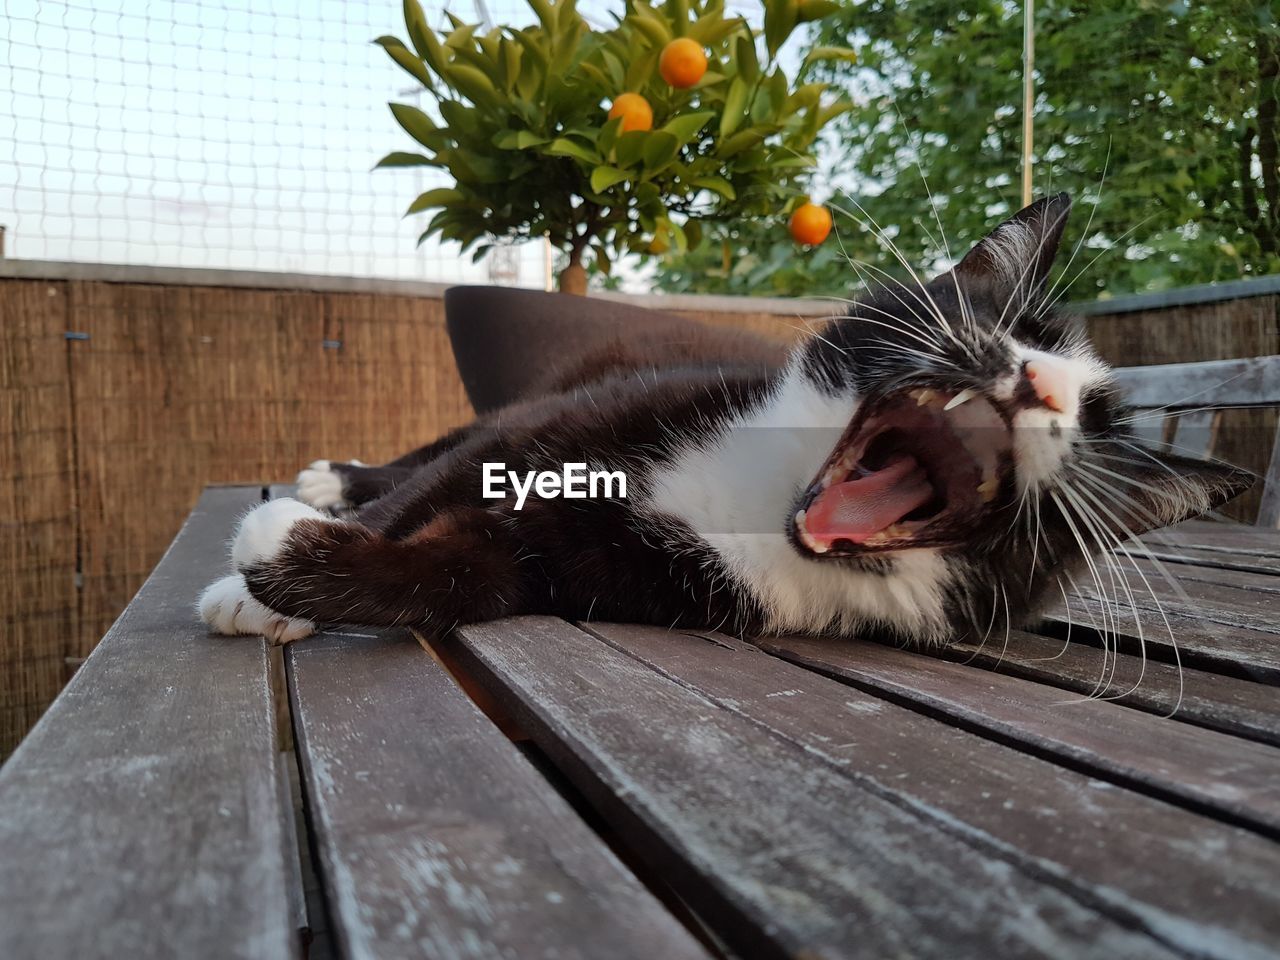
[[221, 195, 1253, 645]]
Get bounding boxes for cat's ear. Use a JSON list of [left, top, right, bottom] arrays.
[[951, 192, 1072, 311], [1090, 444, 1255, 538]]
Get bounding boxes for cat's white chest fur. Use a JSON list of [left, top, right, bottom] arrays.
[[641, 363, 951, 639]]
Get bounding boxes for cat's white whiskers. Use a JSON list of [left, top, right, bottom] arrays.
[[1039, 141, 1111, 314], [1049, 489, 1121, 695], [1057, 479, 1157, 703], [888, 101, 977, 341], [829, 194, 969, 350], [1033, 214, 1157, 322], [960, 580, 1003, 665], [1022, 578, 1075, 663], [991, 201, 1075, 341], [1061, 468, 1187, 714]]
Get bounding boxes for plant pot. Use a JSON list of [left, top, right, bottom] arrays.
[[442, 285, 788, 416], [443, 286, 685, 414]]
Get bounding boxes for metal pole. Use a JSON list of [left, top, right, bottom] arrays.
[[0, 225, 6, 258], [1021, 0, 1035, 207]]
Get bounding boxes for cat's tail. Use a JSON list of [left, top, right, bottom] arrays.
[[201, 498, 525, 639]]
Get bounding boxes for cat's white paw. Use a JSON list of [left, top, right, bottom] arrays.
[[297, 459, 349, 510], [232, 497, 328, 570], [198, 574, 316, 644]]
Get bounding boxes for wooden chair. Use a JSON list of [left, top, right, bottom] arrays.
[[1113, 355, 1280, 526]]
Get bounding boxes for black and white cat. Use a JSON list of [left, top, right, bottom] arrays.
[[199, 194, 1251, 646]]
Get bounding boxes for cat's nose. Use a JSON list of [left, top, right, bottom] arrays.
[[1022, 350, 1080, 418]]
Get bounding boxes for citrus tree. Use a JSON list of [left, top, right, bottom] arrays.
[[376, 0, 853, 293]]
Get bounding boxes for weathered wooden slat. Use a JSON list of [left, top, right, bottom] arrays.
[[1260, 418, 1280, 528], [587, 622, 1280, 960], [1170, 409, 1219, 458], [287, 627, 707, 960], [0, 485, 298, 960], [1067, 559, 1280, 635], [1043, 592, 1280, 682], [448, 616, 1184, 960], [1128, 415, 1168, 451], [1114, 355, 1280, 409], [757, 633, 1280, 839], [1125, 556, 1280, 594], [1145, 519, 1280, 556], [1121, 541, 1280, 576], [944, 629, 1280, 745]]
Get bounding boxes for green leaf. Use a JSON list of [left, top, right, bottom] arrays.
[[448, 63, 499, 106], [402, 0, 434, 61], [390, 103, 439, 148], [796, 0, 841, 22], [716, 128, 764, 158], [374, 151, 435, 168], [404, 0, 449, 75], [624, 49, 659, 91], [661, 111, 714, 146], [763, 0, 798, 59], [802, 45, 859, 70], [691, 175, 736, 200], [667, 0, 689, 36], [735, 34, 759, 83], [720, 76, 748, 137], [628, 8, 671, 47], [443, 22, 480, 50], [642, 131, 680, 170], [590, 165, 630, 192], [405, 188, 464, 215], [597, 115, 625, 155], [492, 130, 548, 149], [689, 14, 747, 47], [438, 99, 475, 133], [683, 219, 703, 250], [546, 138, 601, 164], [374, 37, 434, 89], [614, 130, 650, 167]]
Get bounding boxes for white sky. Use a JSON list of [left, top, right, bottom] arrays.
[[1, 0, 770, 289]]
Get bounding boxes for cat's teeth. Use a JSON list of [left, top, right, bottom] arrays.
[[795, 510, 830, 554], [914, 388, 937, 407], [977, 476, 999, 502], [884, 524, 912, 539], [944, 387, 978, 411]]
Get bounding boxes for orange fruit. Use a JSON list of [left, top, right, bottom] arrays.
[[789, 202, 833, 246], [659, 38, 707, 89], [607, 92, 653, 133]]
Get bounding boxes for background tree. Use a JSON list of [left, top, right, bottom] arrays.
[[656, 0, 1280, 300]]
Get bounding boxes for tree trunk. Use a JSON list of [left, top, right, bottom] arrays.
[[558, 262, 587, 295]]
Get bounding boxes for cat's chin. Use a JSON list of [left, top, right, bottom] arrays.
[[790, 385, 1014, 558]]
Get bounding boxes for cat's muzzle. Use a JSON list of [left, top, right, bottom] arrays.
[[791, 387, 1013, 557]]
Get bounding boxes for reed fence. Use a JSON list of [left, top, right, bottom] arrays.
[[1, 263, 1276, 756]]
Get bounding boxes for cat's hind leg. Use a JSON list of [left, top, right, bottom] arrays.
[[227, 497, 526, 634], [296, 459, 412, 510]]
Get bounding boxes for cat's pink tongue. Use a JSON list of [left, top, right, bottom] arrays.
[[804, 454, 934, 543]]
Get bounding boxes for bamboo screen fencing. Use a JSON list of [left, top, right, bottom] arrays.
[[1, 272, 1276, 756]]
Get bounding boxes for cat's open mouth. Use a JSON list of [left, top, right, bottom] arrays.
[[791, 387, 1012, 556]]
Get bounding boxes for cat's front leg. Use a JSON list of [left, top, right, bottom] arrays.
[[198, 573, 316, 644], [210, 497, 527, 635], [296, 459, 412, 510]]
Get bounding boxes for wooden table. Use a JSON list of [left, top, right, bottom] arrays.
[[2, 485, 1279, 960]]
